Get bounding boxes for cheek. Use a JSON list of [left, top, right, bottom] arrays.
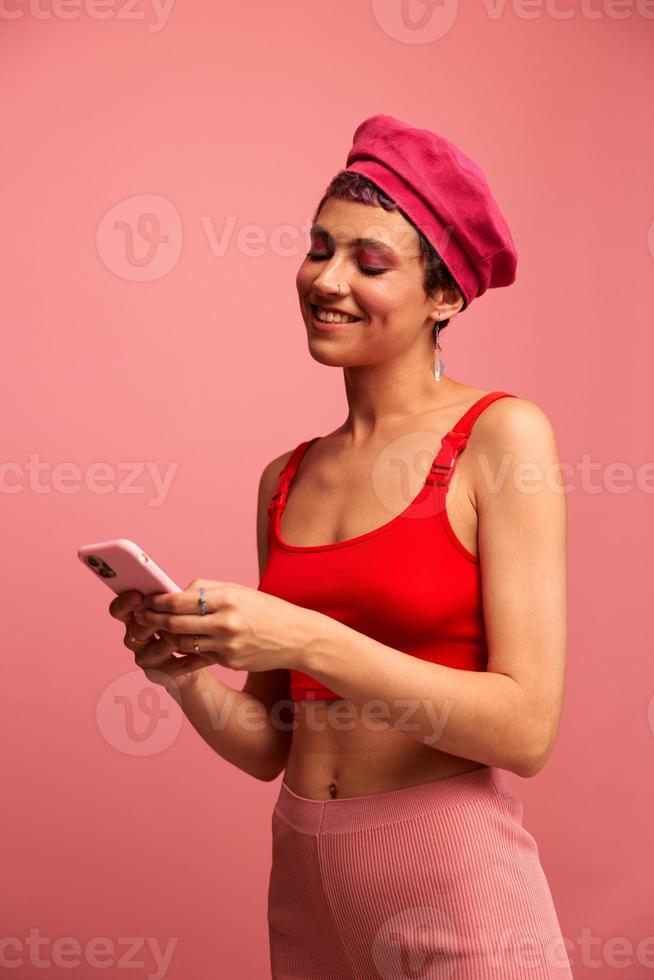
[[295, 261, 312, 292], [361, 284, 403, 321], [371, 281, 421, 318]]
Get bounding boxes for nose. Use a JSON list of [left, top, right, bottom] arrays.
[[314, 283, 341, 300], [312, 272, 346, 298], [310, 255, 348, 298]]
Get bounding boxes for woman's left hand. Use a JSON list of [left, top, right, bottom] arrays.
[[132, 578, 319, 673]]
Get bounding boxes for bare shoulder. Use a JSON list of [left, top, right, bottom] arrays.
[[257, 446, 296, 505], [256, 446, 297, 573], [466, 395, 562, 503], [471, 394, 559, 452]]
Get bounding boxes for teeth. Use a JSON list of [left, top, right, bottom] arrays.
[[314, 306, 358, 324]]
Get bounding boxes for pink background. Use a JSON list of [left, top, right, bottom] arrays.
[[2, 2, 653, 977]]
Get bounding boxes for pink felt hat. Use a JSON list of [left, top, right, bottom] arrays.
[[345, 114, 518, 311]]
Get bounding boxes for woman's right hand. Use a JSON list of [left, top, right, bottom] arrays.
[[109, 590, 212, 692]]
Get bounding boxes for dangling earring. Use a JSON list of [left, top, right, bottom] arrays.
[[433, 317, 446, 382]]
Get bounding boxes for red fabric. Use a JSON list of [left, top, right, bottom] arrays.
[[345, 114, 518, 312], [257, 392, 517, 702]]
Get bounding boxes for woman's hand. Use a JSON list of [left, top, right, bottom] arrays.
[[109, 590, 213, 692], [132, 578, 317, 673]]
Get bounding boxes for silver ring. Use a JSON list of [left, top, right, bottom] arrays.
[[198, 586, 207, 616]]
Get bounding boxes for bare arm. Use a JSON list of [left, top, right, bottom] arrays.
[[169, 448, 296, 781], [294, 398, 568, 778]]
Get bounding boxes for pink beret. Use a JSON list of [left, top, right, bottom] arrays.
[[344, 114, 517, 311]]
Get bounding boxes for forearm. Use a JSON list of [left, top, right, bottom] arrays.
[[299, 615, 539, 777], [170, 671, 291, 781]]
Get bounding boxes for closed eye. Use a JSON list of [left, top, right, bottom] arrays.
[[305, 252, 387, 278]]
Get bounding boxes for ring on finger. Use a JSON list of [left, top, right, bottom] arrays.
[[198, 586, 207, 616], [127, 626, 149, 646], [193, 634, 201, 654]]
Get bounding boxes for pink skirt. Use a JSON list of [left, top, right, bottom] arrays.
[[267, 765, 573, 979]]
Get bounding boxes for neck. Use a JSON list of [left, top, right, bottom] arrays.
[[339, 365, 460, 442]]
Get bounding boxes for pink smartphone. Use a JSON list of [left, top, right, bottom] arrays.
[[77, 538, 181, 596]]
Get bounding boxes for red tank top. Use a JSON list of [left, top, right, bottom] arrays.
[[257, 391, 517, 702]]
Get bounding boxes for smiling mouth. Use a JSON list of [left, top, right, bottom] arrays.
[[310, 304, 363, 324]]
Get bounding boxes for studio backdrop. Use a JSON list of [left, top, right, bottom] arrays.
[[1, 2, 652, 979]]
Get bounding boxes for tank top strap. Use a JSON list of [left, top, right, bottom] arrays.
[[266, 436, 321, 518], [425, 391, 517, 491]]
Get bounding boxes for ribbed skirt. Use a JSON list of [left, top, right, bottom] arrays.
[[267, 765, 573, 979]]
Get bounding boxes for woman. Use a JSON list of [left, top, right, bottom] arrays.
[[111, 115, 572, 979]]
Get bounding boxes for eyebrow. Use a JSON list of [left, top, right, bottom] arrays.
[[310, 224, 399, 259]]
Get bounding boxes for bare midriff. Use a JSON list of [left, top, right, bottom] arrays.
[[283, 709, 486, 800]]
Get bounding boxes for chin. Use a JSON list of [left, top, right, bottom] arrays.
[[306, 339, 371, 371], [306, 343, 348, 368]]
